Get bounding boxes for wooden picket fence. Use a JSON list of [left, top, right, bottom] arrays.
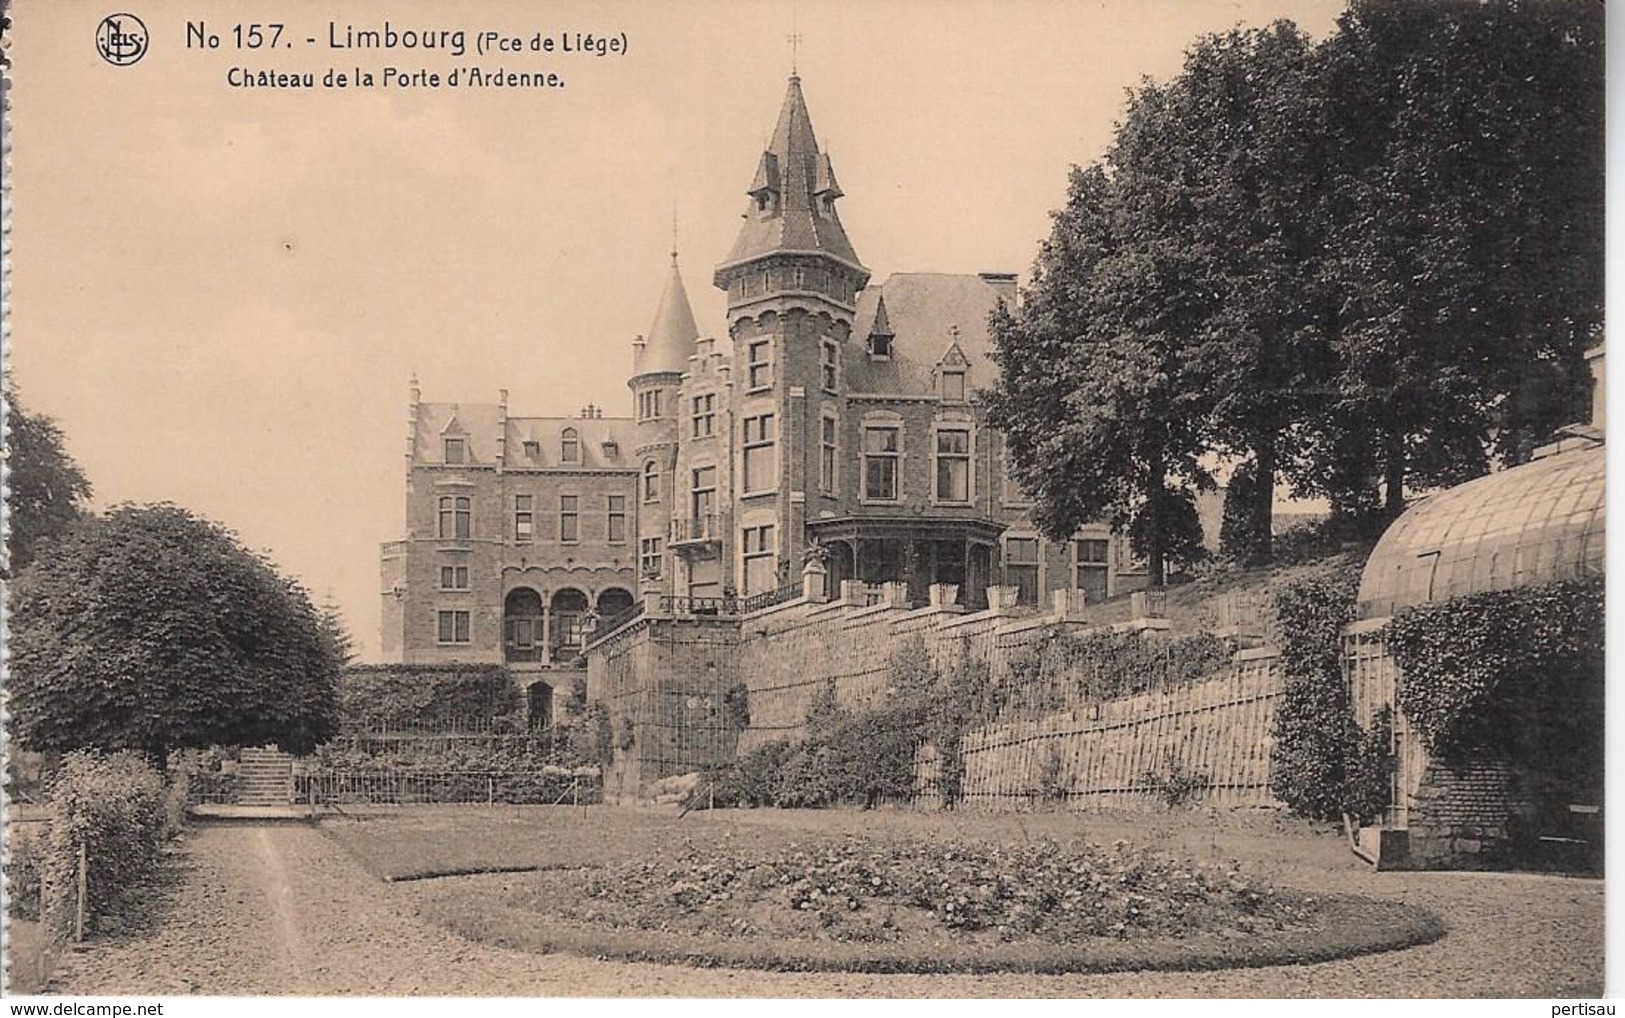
[[955, 650, 1283, 810]]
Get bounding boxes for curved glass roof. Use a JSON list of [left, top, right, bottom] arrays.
[[1356, 444, 1605, 619]]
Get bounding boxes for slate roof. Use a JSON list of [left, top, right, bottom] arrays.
[[415, 402, 635, 469], [635, 254, 700, 376], [845, 273, 1011, 396], [719, 75, 865, 275]]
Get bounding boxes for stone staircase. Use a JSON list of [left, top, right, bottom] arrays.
[[236, 747, 295, 806]]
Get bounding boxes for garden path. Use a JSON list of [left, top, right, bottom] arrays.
[[46, 822, 1603, 997]]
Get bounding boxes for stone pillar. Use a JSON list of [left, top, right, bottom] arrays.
[[840, 579, 867, 605], [802, 557, 829, 602], [881, 581, 910, 608], [929, 583, 959, 608], [1052, 588, 1089, 622]]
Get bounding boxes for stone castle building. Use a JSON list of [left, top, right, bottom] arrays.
[[380, 73, 1145, 691]]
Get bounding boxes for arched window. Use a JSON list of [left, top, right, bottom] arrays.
[[642, 460, 660, 502], [561, 427, 581, 464]]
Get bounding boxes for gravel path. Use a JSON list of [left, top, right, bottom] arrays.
[[48, 823, 1603, 997]]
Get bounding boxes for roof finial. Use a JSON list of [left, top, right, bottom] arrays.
[[671, 207, 679, 265], [787, 0, 801, 76]]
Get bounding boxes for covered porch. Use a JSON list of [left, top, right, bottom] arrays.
[[807, 516, 1005, 610]]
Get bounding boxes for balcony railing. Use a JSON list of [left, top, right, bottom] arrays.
[[669, 511, 728, 547], [658, 582, 803, 618]]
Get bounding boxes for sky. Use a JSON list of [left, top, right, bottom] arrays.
[[8, 0, 1349, 660]]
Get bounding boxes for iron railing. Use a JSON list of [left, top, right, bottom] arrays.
[[669, 511, 729, 545], [658, 582, 802, 617]]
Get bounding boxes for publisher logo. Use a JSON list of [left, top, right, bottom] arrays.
[[96, 13, 148, 66]]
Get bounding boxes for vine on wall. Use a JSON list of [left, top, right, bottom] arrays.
[[1267, 567, 1389, 823], [998, 630, 1232, 719], [1387, 577, 1604, 797]]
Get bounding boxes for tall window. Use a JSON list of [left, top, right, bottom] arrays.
[[1004, 537, 1040, 606], [863, 425, 901, 501], [747, 340, 771, 390], [935, 427, 971, 503], [514, 495, 534, 542], [742, 414, 776, 494], [436, 610, 471, 644], [638, 389, 663, 421], [437, 496, 471, 539], [439, 565, 470, 591], [820, 414, 838, 494], [607, 495, 627, 544], [640, 537, 663, 578], [559, 495, 579, 543], [642, 460, 660, 502], [821, 340, 840, 392], [560, 428, 581, 464], [691, 393, 716, 437], [1073, 538, 1110, 602], [691, 465, 717, 521], [941, 369, 967, 403], [742, 524, 776, 594], [443, 437, 467, 464]]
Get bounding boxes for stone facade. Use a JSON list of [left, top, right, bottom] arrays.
[[382, 72, 1143, 671]]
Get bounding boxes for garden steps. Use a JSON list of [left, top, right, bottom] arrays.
[[237, 747, 295, 806]]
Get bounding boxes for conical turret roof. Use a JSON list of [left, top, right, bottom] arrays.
[[719, 75, 866, 279], [636, 252, 700, 376]]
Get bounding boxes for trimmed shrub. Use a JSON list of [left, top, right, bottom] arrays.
[[41, 752, 167, 938], [337, 664, 518, 732]]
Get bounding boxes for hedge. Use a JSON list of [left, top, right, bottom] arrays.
[[39, 752, 170, 939]]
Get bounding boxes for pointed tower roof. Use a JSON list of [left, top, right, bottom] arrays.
[[718, 75, 867, 281], [636, 251, 700, 376]]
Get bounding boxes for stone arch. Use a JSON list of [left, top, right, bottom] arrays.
[[503, 586, 544, 662], [596, 587, 635, 618], [550, 587, 591, 654]]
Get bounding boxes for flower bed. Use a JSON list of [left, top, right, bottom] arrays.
[[421, 834, 1444, 973]]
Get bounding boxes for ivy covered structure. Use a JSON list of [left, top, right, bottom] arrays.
[[1343, 344, 1605, 869]]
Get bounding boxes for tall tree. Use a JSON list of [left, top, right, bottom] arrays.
[[1146, 23, 1335, 562], [9, 503, 341, 766], [5, 390, 93, 574], [987, 161, 1211, 587], [1315, 0, 1604, 517]]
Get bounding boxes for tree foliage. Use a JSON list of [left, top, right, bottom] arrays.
[[9, 503, 341, 761], [5, 390, 93, 574], [988, 3, 1602, 564]]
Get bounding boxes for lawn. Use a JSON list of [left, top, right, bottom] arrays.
[[321, 804, 1442, 974], [319, 803, 1357, 882]]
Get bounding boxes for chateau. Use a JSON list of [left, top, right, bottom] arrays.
[[380, 73, 1146, 687]]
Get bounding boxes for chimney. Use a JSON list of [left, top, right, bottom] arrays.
[[978, 272, 1018, 307]]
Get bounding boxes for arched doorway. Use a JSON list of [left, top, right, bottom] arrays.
[[504, 588, 544, 663], [597, 587, 635, 620], [550, 588, 590, 657], [527, 681, 553, 730]]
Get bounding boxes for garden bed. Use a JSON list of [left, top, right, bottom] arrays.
[[418, 835, 1444, 974]]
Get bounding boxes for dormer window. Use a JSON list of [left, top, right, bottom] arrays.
[[869, 333, 891, 360], [601, 439, 619, 459], [444, 437, 467, 464], [522, 439, 541, 458], [561, 428, 581, 464], [941, 369, 967, 403]]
